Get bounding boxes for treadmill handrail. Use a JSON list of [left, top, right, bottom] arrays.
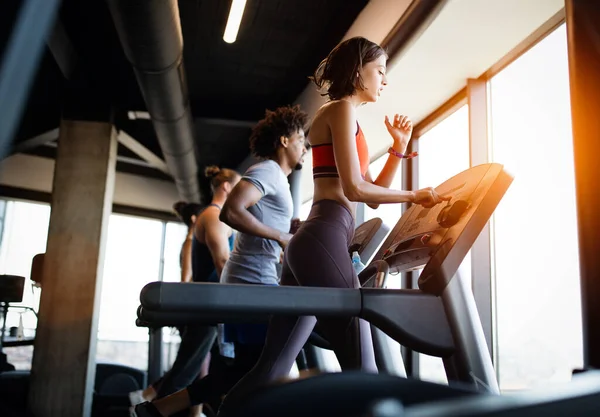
[[140, 281, 362, 316], [139, 281, 457, 357]]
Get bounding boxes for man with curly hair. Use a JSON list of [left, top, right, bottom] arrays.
[[131, 105, 308, 417], [220, 104, 308, 286]]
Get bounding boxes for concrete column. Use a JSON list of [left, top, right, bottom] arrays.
[[28, 119, 117, 417]]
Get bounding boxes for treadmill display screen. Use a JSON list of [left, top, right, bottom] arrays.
[[372, 163, 513, 295]]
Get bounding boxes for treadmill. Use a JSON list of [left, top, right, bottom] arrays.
[[138, 163, 513, 415], [136, 217, 392, 371]]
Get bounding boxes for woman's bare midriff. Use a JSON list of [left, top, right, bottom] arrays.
[[312, 177, 357, 218], [309, 102, 358, 217]]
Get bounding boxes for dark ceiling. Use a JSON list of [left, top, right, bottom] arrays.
[[1, 0, 368, 203]]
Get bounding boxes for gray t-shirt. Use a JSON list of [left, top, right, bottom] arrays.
[[222, 159, 293, 285]]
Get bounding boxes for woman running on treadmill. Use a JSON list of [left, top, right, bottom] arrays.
[[218, 36, 449, 415]]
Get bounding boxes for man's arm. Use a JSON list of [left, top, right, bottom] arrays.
[[203, 208, 232, 278], [220, 180, 292, 249]]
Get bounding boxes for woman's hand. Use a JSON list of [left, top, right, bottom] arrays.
[[413, 187, 450, 208], [384, 114, 413, 151]]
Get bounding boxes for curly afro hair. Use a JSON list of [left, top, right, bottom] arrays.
[[249, 105, 308, 159]]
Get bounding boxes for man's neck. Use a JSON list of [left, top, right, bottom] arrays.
[[270, 154, 293, 177]]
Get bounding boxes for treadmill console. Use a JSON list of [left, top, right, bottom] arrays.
[[372, 163, 513, 295]]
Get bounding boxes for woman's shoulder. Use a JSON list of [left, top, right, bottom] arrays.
[[310, 101, 356, 146], [314, 100, 354, 125], [322, 99, 353, 113]]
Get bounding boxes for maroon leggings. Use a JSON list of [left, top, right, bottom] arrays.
[[219, 200, 377, 413]]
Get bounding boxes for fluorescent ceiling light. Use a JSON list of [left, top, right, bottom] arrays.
[[223, 0, 247, 44]]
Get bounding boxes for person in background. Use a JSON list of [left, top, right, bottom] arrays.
[[131, 105, 308, 417], [129, 201, 202, 407], [174, 201, 202, 283], [131, 167, 241, 417]]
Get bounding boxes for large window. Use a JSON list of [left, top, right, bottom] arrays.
[[0, 200, 50, 369], [417, 104, 471, 384], [96, 214, 164, 370], [160, 221, 189, 368], [0, 199, 187, 372], [490, 24, 582, 390], [163, 222, 188, 283], [417, 105, 470, 192]]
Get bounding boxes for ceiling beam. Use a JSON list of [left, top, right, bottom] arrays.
[[47, 19, 77, 80], [21, 141, 173, 181], [117, 130, 170, 175], [115, 160, 173, 181], [129, 111, 256, 129], [42, 140, 163, 170], [12, 128, 59, 153]]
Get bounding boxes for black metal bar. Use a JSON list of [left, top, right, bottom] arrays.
[[0, 304, 8, 348], [46, 19, 77, 80], [0, 0, 62, 161], [380, 0, 449, 65], [147, 327, 163, 384], [565, 0, 600, 370], [401, 138, 419, 377], [146, 221, 168, 380]]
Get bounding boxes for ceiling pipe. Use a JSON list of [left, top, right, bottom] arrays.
[[107, 0, 201, 203]]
